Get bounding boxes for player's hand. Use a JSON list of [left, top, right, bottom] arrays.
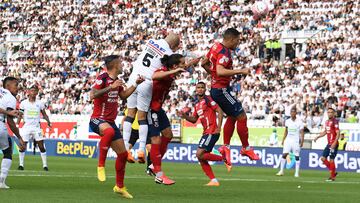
[[300, 142, 303, 148], [239, 68, 251, 75], [281, 141, 284, 146], [135, 75, 145, 85], [18, 138, 26, 151], [214, 127, 221, 135], [187, 57, 201, 67], [47, 122, 52, 130], [314, 137, 318, 142], [174, 68, 186, 74], [7, 110, 20, 117], [110, 80, 124, 89]]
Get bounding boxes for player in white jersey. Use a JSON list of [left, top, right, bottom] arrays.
[[0, 77, 25, 189], [17, 85, 51, 171], [123, 32, 181, 162], [277, 107, 304, 177]]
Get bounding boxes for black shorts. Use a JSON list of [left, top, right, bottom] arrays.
[[89, 118, 122, 141], [147, 108, 171, 138], [128, 129, 151, 146], [322, 144, 338, 159], [198, 133, 220, 152], [210, 87, 244, 117]]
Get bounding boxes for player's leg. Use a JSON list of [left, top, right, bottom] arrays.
[[89, 118, 115, 181], [123, 107, 137, 150], [321, 145, 331, 170], [294, 143, 301, 177], [0, 136, 12, 189], [235, 112, 259, 160], [136, 82, 152, 163], [110, 135, 133, 199], [277, 139, 289, 176], [145, 142, 154, 176], [127, 129, 138, 163], [36, 140, 48, 171], [197, 133, 222, 186], [18, 128, 29, 170], [328, 146, 338, 181]]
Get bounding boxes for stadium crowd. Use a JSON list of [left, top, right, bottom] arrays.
[[0, 0, 359, 127]]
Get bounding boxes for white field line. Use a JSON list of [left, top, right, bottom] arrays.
[[9, 171, 360, 185]]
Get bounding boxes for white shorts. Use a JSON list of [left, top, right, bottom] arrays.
[[283, 139, 300, 156], [126, 72, 153, 112], [20, 127, 44, 142], [0, 127, 11, 150]]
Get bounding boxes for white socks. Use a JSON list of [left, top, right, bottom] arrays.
[[295, 160, 300, 176], [0, 159, 12, 183], [122, 121, 133, 150], [279, 158, 286, 173], [41, 152, 47, 167], [19, 152, 25, 167], [138, 124, 148, 152]]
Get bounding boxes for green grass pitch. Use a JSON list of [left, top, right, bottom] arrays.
[[1, 156, 359, 203]]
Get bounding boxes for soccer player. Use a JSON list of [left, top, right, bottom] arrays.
[[121, 109, 151, 167], [17, 85, 52, 171], [180, 81, 229, 186], [0, 77, 25, 189], [148, 54, 200, 185], [314, 107, 340, 181], [276, 107, 304, 177], [201, 28, 260, 167], [123, 32, 180, 163], [89, 55, 144, 198]]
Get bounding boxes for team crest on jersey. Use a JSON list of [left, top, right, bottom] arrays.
[[210, 101, 216, 106], [96, 79, 103, 85], [219, 56, 229, 64]]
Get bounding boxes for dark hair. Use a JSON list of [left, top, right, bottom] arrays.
[[3, 77, 17, 87], [223, 28, 241, 39], [160, 54, 183, 68], [103, 55, 120, 67], [197, 81, 206, 86], [328, 107, 335, 112]]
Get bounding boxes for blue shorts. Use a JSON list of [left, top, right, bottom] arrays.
[[198, 133, 220, 152], [89, 118, 122, 141], [322, 144, 338, 159], [147, 108, 171, 138], [210, 87, 244, 117]]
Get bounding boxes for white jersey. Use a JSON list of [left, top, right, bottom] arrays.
[[19, 99, 44, 129], [132, 39, 173, 79], [285, 117, 304, 141], [0, 88, 16, 126]]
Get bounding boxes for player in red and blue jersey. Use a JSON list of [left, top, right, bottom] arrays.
[[180, 81, 231, 186], [89, 55, 144, 198], [148, 54, 200, 185], [314, 107, 340, 181], [201, 28, 260, 167]]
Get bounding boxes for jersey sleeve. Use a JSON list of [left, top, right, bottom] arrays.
[[92, 76, 105, 90], [300, 121, 304, 130], [6, 96, 16, 110], [207, 96, 218, 110], [216, 53, 231, 67], [40, 101, 45, 111], [285, 120, 289, 128]]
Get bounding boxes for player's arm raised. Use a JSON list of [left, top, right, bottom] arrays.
[[200, 56, 211, 74], [214, 107, 223, 134], [119, 76, 145, 100], [90, 81, 120, 100], [0, 108, 19, 118], [216, 64, 250, 77], [152, 68, 185, 80]]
